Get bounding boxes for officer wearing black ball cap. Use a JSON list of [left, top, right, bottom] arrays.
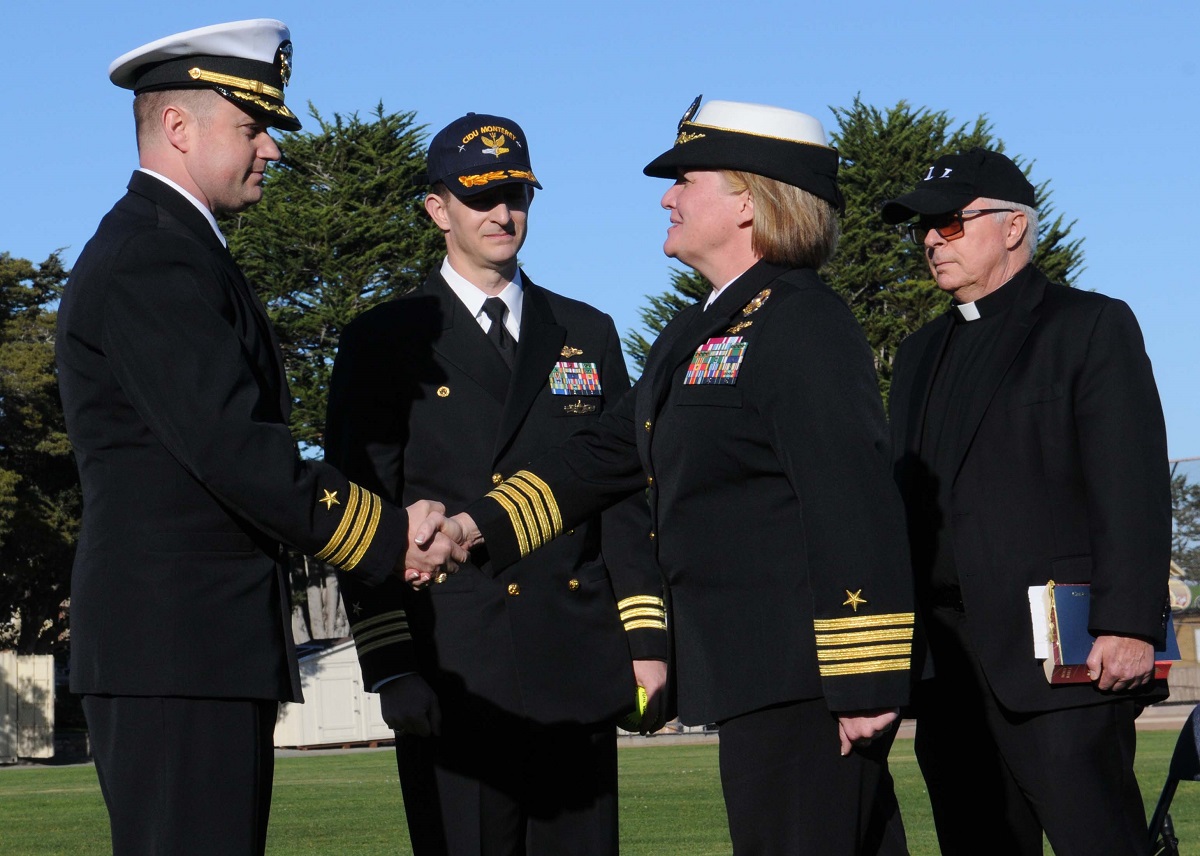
[[327, 110, 668, 856]]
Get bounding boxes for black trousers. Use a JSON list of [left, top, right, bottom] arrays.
[[717, 698, 908, 855], [915, 604, 1149, 856], [397, 717, 618, 856], [82, 695, 278, 856]]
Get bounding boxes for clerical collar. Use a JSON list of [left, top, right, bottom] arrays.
[[950, 264, 1031, 324]]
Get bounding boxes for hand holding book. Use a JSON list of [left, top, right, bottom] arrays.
[[1028, 581, 1178, 686]]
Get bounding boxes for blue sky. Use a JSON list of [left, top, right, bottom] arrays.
[[5, 1, 1199, 456]]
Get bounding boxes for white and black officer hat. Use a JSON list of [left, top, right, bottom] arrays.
[[643, 96, 843, 210], [108, 19, 300, 131]]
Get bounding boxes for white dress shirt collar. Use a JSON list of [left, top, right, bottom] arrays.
[[440, 257, 524, 341], [137, 168, 226, 247]]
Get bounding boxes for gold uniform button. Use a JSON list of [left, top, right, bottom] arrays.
[[644, 420, 652, 432], [437, 386, 450, 398], [647, 476, 654, 486], [435, 572, 448, 584], [507, 583, 521, 596], [649, 531, 656, 541], [491, 472, 503, 485], [568, 579, 580, 591]]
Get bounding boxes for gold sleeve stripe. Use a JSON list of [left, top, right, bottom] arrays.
[[348, 610, 407, 633], [327, 490, 375, 566], [315, 483, 384, 571], [624, 618, 668, 632], [489, 490, 531, 557], [515, 470, 562, 531], [816, 628, 914, 646], [485, 470, 563, 557], [618, 595, 665, 610], [817, 644, 911, 662], [503, 480, 554, 543], [344, 493, 382, 570], [621, 607, 667, 621], [355, 634, 413, 657], [813, 612, 915, 632], [316, 484, 361, 561], [819, 659, 910, 677]]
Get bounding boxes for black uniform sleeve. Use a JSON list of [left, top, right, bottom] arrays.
[[593, 318, 667, 660], [1074, 299, 1171, 644], [464, 379, 647, 573], [102, 232, 406, 586], [324, 316, 420, 683], [750, 288, 913, 712]]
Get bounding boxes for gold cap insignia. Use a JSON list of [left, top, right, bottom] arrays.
[[482, 134, 510, 157]]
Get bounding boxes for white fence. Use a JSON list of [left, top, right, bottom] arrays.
[[0, 652, 55, 762]]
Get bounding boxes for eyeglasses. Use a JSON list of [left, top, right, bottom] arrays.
[[904, 208, 1016, 244]]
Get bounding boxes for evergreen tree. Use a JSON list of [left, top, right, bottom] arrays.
[[826, 98, 1084, 400], [625, 99, 1086, 399], [623, 268, 707, 374], [0, 252, 80, 654], [226, 103, 442, 453], [1171, 467, 1200, 578]]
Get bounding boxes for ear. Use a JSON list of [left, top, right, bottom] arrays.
[[161, 105, 192, 154], [1005, 211, 1028, 251], [424, 193, 451, 232], [736, 188, 755, 229]]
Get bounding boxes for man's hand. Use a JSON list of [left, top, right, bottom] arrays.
[[1086, 633, 1154, 692], [411, 510, 483, 555], [400, 500, 469, 588], [632, 659, 669, 735], [379, 674, 442, 737], [836, 708, 900, 756]]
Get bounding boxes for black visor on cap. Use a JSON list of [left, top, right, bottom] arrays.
[[644, 124, 843, 211]]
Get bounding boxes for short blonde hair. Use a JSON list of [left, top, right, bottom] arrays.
[[133, 89, 215, 151], [723, 170, 840, 269]]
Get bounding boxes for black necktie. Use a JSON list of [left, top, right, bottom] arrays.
[[481, 297, 515, 368]]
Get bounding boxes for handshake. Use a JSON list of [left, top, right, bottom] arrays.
[[398, 500, 482, 587]]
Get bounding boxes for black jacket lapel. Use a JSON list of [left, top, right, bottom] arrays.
[[494, 278, 566, 463], [424, 272, 511, 406], [950, 267, 1045, 482]]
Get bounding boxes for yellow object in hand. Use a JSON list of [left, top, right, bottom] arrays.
[[617, 685, 649, 732]]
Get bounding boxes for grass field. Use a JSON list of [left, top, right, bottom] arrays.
[[1, 733, 1196, 854]]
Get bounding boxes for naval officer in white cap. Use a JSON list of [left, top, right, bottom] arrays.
[[57, 19, 466, 854], [448, 96, 914, 854]]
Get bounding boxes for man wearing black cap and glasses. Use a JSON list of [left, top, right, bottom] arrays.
[[444, 97, 915, 855], [326, 112, 668, 856], [883, 149, 1171, 854], [56, 20, 465, 855]]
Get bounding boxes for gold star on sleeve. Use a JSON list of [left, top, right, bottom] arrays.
[[319, 489, 340, 510], [843, 589, 867, 612]]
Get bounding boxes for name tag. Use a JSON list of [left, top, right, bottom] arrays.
[[685, 337, 746, 385], [549, 361, 602, 395]]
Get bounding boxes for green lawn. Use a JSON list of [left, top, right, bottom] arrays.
[[0, 733, 1195, 854]]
